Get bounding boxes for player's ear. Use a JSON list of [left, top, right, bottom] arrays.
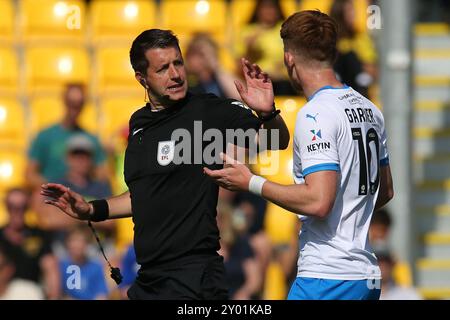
[[284, 52, 296, 76], [286, 52, 296, 67]]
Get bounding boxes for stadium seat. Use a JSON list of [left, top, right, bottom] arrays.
[[29, 96, 98, 136], [263, 260, 288, 300], [229, 0, 255, 31], [0, 47, 19, 95], [99, 96, 144, 143], [274, 96, 306, 134], [0, 98, 27, 148], [90, 0, 157, 44], [0, 0, 14, 44], [160, 0, 228, 46], [280, 0, 299, 17], [354, 0, 370, 33], [252, 148, 294, 184], [299, 0, 369, 32], [298, 0, 333, 13], [18, 0, 86, 43], [24, 46, 89, 94], [95, 46, 139, 95], [0, 149, 26, 193]]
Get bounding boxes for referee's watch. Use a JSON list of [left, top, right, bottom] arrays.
[[257, 103, 281, 122]]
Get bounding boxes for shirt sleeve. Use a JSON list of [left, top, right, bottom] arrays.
[[211, 98, 262, 149], [221, 99, 262, 132], [296, 108, 341, 177]]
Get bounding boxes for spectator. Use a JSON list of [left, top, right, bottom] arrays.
[[369, 208, 392, 244], [232, 192, 272, 282], [26, 83, 107, 189], [218, 203, 262, 300], [59, 225, 109, 300], [235, 0, 296, 95], [185, 33, 240, 100], [374, 244, 422, 300], [416, 0, 450, 23], [117, 243, 139, 300], [0, 188, 60, 299], [0, 246, 44, 300], [330, 0, 378, 97]]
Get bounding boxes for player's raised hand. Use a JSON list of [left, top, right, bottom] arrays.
[[41, 183, 91, 221], [203, 153, 253, 192], [235, 58, 274, 114]]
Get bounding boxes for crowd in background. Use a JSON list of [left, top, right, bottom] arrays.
[[0, 0, 433, 300]]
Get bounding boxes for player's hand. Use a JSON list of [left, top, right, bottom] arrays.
[[235, 58, 274, 115], [203, 153, 253, 192], [41, 183, 91, 221]]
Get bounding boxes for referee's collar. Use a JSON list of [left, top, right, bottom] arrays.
[[145, 92, 192, 114]]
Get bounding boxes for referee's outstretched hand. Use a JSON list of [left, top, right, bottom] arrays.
[[235, 58, 274, 114], [40, 183, 91, 221]]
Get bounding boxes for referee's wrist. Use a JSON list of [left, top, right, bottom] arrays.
[[88, 199, 110, 222], [87, 202, 94, 216], [257, 103, 280, 122]]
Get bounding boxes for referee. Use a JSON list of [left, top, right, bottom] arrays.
[[41, 29, 290, 300]]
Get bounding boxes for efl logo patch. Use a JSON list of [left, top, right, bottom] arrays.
[[310, 129, 322, 141], [157, 141, 175, 166]]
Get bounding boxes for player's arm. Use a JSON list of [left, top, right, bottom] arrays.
[[375, 164, 394, 210], [261, 170, 338, 219], [204, 154, 338, 219], [41, 183, 132, 221]]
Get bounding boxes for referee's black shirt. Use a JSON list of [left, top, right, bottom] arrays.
[[124, 92, 261, 266]]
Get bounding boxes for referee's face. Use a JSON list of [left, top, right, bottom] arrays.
[[143, 47, 188, 106]]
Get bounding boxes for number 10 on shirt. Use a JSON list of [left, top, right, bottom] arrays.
[[352, 127, 380, 196]]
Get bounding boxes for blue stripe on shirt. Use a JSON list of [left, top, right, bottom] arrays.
[[302, 163, 340, 177]]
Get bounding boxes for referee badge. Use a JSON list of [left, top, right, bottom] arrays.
[[157, 141, 175, 166]]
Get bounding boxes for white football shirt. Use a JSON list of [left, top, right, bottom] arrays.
[[293, 86, 389, 280]]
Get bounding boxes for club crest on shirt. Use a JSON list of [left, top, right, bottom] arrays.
[[157, 141, 175, 166]]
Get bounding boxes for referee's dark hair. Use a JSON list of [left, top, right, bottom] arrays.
[[130, 29, 181, 75]]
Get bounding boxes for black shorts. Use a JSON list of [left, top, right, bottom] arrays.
[[127, 252, 229, 300]]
